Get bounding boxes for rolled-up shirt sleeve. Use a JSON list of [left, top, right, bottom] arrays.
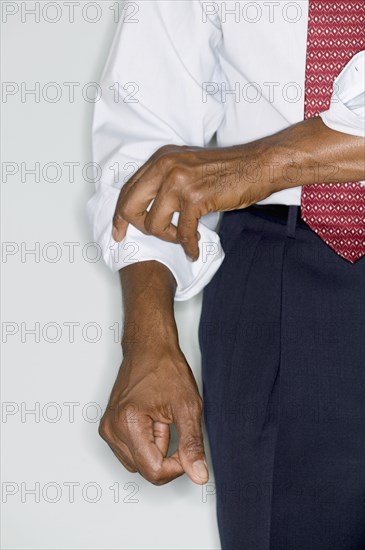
[[87, 0, 226, 301], [320, 51, 365, 138]]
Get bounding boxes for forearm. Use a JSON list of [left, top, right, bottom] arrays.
[[102, 260, 208, 486], [253, 116, 365, 192], [112, 117, 365, 261], [120, 261, 179, 354]]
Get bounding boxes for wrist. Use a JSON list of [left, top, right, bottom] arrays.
[[120, 261, 179, 354], [245, 137, 305, 195], [260, 143, 286, 194], [122, 314, 179, 353], [238, 141, 281, 198]]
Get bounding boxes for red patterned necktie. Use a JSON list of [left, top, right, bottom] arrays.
[[300, 1, 365, 262]]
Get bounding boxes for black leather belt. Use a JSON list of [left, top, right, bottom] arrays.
[[246, 204, 305, 224]]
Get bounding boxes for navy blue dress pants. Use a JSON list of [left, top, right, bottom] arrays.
[[199, 206, 365, 550]]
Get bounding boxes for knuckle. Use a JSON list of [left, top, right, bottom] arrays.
[[182, 434, 204, 456], [156, 152, 175, 171], [184, 188, 203, 206], [178, 396, 203, 417], [113, 212, 125, 229], [124, 464, 138, 474], [177, 224, 195, 242], [188, 400, 203, 420], [118, 204, 130, 221], [169, 165, 187, 185], [144, 218, 162, 237], [178, 234, 190, 244], [144, 464, 164, 485], [99, 405, 135, 442], [150, 476, 165, 487], [156, 144, 174, 157], [98, 417, 112, 441]]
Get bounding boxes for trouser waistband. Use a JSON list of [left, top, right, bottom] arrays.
[[245, 204, 306, 238]]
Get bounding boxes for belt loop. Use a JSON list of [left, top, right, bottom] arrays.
[[286, 205, 299, 239]]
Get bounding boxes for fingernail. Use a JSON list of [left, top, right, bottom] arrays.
[[112, 226, 119, 241], [192, 460, 208, 481], [186, 253, 198, 263]]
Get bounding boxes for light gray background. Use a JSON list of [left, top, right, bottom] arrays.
[[1, 2, 220, 548]]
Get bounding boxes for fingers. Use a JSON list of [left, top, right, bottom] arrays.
[[112, 148, 206, 257], [113, 165, 162, 242], [99, 423, 137, 472], [173, 400, 209, 485], [109, 441, 138, 473], [112, 216, 129, 242], [144, 193, 200, 258], [99, 412, 184, 485], [144, 192, 179, 244], [153, 421, 171, 456], [100, 407, 208, 485], [129, 414, 184, 485], [112, 160, 155, 242], [176, 209, 200, 260]]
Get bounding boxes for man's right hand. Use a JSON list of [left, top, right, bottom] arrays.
[[98, 260, 208, 486]]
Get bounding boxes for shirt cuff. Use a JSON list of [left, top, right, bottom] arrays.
[[320, 100, 365, 138], [87, 183, 225, 301], [319, 51, 365, 138]]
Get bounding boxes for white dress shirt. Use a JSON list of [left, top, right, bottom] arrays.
[[88, 0, 365, 301]]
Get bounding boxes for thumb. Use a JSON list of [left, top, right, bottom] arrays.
[[174, 403, 208, 484], [112, 216, 129, 242]]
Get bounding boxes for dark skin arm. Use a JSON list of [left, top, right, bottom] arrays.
[[112, 117, 365, 259], [99, 116, 365, 486], [99, 260, 208, 485]]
